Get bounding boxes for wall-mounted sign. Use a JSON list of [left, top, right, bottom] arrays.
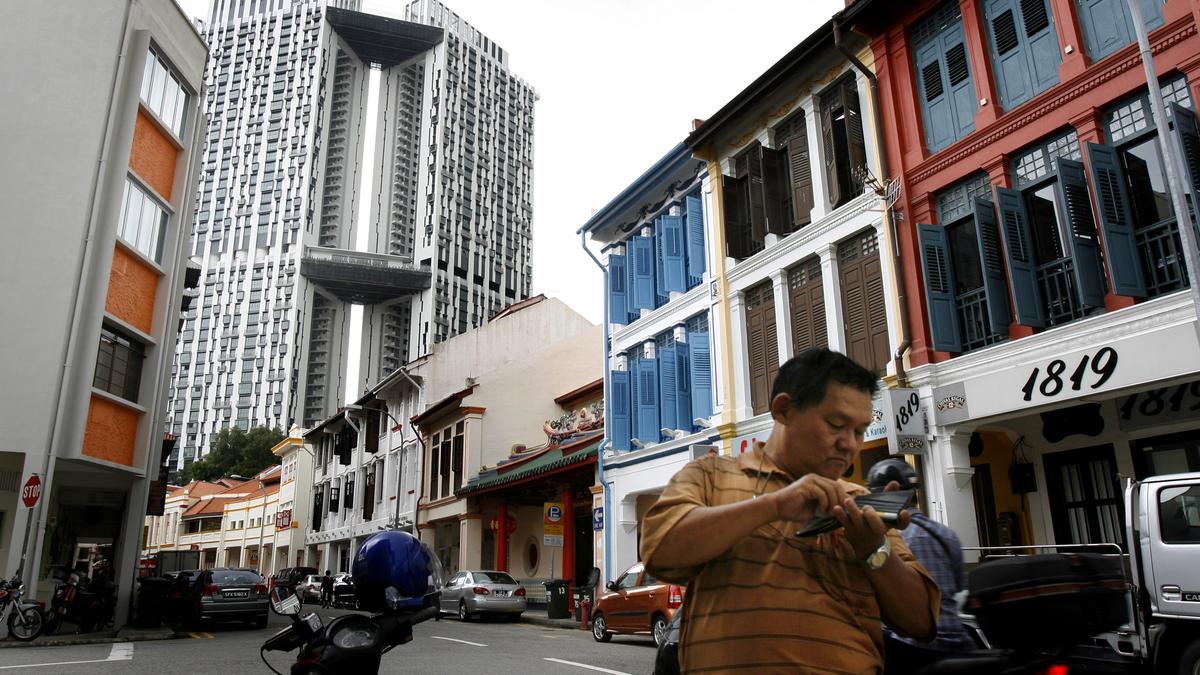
[[592, 507, 604, 531], [276, 509, 292, 530], [880, 388, 927, 455], [930, 323, 1200, 425], [543, 502, 564, 537], [543, 535, 563, 547], [1117, 379, 1200, 431]]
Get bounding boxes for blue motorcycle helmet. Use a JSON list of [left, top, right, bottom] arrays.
[[352, 530, 444, 612]]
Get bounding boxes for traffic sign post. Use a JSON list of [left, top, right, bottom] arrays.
[[16, 474, 41, 578]]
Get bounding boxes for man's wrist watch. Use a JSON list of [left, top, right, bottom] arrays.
[[862, 536, 891, 570]]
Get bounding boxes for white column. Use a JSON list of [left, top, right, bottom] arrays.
[[819, 244, 845, 352], [614, 495, 639, 579], [803, 98, 829, 222], [729, 289, 755, 421], [770, 269, 792, 363], [927, 428, 982, 561]]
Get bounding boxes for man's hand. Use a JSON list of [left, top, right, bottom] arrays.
[[767, 474, 850, 525], [833, 480, 912, 559]]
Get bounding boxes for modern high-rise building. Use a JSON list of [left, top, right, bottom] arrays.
[[168, 0, 536, 474]]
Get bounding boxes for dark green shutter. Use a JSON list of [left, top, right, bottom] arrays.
[[917, 223, 963, 353], [722, 174, 749, 259], [744, 143, 768, 245], [1085, 143, 1147, 298], [762, 146, 790, 235], [973, 199, 1014, 334], [995, 187, 1046, 327], [1170, 103, 1200, 224], [843, 77, 867, 196], [821, 92, 841, 208], [1055, 157, 1108, 308]]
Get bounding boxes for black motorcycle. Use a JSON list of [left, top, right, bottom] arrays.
[[260, 585, 439, 675], [44, 573, 117, 635]]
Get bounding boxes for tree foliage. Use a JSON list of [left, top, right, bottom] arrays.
[[180, 426, 285, 483]]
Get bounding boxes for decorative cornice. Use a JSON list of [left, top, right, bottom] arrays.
[[909, 17, 1197, 186]]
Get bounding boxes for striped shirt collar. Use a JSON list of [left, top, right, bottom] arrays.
[[736, 442, 796, 482]]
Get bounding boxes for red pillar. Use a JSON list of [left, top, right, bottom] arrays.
[[497, 501, 508, 573], [561, 488, 574, 584]]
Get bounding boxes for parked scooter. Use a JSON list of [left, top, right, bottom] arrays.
[[0, 574, 43, 641], [260, 530, 444, 675], [44, 573, 117, 635]]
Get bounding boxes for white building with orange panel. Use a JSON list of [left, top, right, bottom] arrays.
[[0, 0, 207, 624]]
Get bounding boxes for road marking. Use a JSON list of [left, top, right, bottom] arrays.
[[431, 635, 487, 647], [544, 658, 633, 675], [0, 642, 135, 670], [188, 631, 213, 639]]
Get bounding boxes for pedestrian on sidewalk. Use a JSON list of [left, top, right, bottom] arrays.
[[320, 570, 334, 609], [640, 348, 940, 673]]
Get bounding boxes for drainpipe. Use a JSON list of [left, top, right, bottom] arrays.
[[579, 231, 615, 584], [395, 368, 427, 537], [833, 19, 913, 387]]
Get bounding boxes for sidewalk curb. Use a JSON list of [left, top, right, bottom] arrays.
[[0, 630, 185, 649]]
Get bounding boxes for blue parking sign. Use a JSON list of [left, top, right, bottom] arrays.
[[592, 506, 604, 531]]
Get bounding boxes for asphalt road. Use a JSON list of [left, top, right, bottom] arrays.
[[0, 608, 660, 675]]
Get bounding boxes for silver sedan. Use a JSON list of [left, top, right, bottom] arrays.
[[440, 570, 526, 621]]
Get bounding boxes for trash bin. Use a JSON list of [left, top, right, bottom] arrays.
[[135, 576, 171, 628], [544, 579, 571, 619], [572, 585, 594, 623]]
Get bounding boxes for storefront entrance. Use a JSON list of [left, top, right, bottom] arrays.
[[1043, 445, 1123, 546]]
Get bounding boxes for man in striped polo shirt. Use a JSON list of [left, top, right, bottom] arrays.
[[642, 348, 940, 673]]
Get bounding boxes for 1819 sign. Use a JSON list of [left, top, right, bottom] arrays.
[[1021, 347, 1118, 401]]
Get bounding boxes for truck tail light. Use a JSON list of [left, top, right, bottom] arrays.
[[472, 586, 489, 595], [202, 584, 218, 597], [514, 587, 526, 597], [668, 585, 683, 609]]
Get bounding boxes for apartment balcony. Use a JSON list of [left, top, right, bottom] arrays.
[[300, 245, 431, 304]]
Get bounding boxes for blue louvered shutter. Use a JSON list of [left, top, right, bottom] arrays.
[[973, 199, 1014, 335], [1085, 142, 1147, 297], [609, 370, 631, 451], [1055, 157, 1108, 308], [1170, 103, 1200, 226], [1077, 0, 1164, 61], [685, 195, 705, 288], [995, 187, 1046, 327], [635, 357, 660, 443], [608, 254, 628, 325], [913, 9, 976, 153], [985, 0, 1059, 110], [688, 331, 712, 429], [675, 341, 691, 434], [661, 214, 687, 294], [918, 223, 964, 352], [653, 218, 668, 307], [630, 236, 656, 313], [658, 343, 678, 439]]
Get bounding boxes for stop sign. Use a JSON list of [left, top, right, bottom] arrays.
[[21, 475, 41, 508]]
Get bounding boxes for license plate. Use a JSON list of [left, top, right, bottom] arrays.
[[224, 591, 248, 599], [495, 590, 508, 596]]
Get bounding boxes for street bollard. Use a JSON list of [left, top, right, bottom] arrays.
[[580, 598, 590, 630]]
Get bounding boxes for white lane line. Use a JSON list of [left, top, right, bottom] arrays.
[[0, 641, 134, 670], [544, 657, 634, 675], [431, 635, 488, 647]]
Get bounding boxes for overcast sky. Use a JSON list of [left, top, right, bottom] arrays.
[[175, 0, 843, 324]]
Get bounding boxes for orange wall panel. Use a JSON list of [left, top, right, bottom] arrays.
[[105, 246, 158, 334], [129, 109, 179, 200], [82, 394, 140, 467]]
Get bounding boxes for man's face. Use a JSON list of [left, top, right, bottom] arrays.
[[773, 382, 874, 480]]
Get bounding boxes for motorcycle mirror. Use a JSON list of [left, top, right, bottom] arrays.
[[270, 586, 301, 615]]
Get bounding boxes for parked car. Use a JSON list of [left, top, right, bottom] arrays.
[[439, 570, 526, 621], [163, 569, 199, 618], [591, 562, 684, 647], [185, 568, 269, 629], [275, 566, 318, 593], [296, 574, 323, 603], [332, 573, 356, 609]]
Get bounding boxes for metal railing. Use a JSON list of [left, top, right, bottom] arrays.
[[1036, 257, 1086, 327], [1136, 218, 1190, 297], [955, 288, 1006, 352]]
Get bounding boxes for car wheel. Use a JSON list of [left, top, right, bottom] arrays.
[[592, 613, 612, 643], [1177, 637, 1200, 675], [652, 614, 669, 648], [458, 601, 470, 622], [9, 607, 44, 641]]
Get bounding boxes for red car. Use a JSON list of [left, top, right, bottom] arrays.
[[591, 562, 685, 647]]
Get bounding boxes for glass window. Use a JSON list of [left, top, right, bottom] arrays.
[[139, 46, 189, 137], [1026, 183, 1066, 264], [1121, 137, 1173, 226], [94, 327, 144, 402], [1159, 485, 1200, 544], [118, 178, 168, 263], [947, 218, 984, 294], [473, 572, 516, 584]]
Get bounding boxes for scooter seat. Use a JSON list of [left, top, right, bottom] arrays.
[[913, 649, 1017, 674]]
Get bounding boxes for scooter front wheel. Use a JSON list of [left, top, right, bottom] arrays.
[[9, 607, 44, 641]]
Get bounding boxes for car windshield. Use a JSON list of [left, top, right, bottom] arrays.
[[212, 570, 261, 585], [474, 572, 517, 584]]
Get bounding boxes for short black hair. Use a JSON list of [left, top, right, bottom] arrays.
[[770, 348, 880, 412]]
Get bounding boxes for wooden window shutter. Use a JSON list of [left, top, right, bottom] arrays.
[[689, 331, 712, 427], [635, 357, 660, 443], [685, 195, 706, 288], [838, 233, 887, 374], [722, 174, 750, 259], [786, 113, 814, 228], [787, 257, 827, 353], [609, 370, 631, 450], [608, 253, 628, 325], [762, 145, 790, 235], [1084, 142, 1145, 297], [658, 342, 678, 437], [994, 186, 1047, 326], [820, 91, 841, 208], [744, 143, 768, 245], [842, 77, 867, 197], [1053, 158, 1107, 308], [917, 223, 964, 353], [971, 198, 1016, 333], [745, 282, 778, 415]]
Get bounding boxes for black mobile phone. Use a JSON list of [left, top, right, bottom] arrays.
[[794, 489, 917, 538]]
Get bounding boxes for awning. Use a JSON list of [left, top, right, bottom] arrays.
[[456, 435, 600, 497]]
